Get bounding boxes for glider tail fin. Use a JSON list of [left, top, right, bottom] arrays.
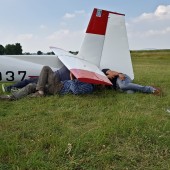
[[77, 8, 110, 66], [78, 8, 134, 79]]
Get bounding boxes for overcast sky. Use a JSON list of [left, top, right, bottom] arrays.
[[0, 0, 170, 53]]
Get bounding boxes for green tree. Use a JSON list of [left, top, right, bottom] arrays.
[[0, 44, 5, 55], [15, 43, 22, 54], [46, 51, 55, 55], [5, 44, 15, 54], [37, 51, 43, 55], [23, 52, 31, 55], [5, 43, 22, 55]]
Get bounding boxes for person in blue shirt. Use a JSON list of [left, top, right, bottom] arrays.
[[0, 66, 94, 100]]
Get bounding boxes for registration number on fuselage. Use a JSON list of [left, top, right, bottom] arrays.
[[0, 71, 26, 81]]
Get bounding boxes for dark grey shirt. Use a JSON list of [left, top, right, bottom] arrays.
[[55, 65, 70, 81]]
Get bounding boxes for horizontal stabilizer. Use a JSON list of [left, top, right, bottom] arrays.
[[51, 47, 112, 85], [59, 55, 112, 85]]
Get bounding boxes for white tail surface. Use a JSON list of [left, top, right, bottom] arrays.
[[78, 8, 134, 79]]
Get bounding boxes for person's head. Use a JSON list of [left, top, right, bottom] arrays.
[[102, 69, 113, 79]]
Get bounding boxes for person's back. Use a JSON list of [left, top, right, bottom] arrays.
[[56, 65, 70, 81]]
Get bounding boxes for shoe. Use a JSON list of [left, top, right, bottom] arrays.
[[152, 87, 162, 96], [2, 84, 7, 93], [2, 84, 11, 92], [11, 87, 19, 92], [0, 95, 15, 101], [30, 91, 44, 98]]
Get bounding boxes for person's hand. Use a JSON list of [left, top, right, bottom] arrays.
[[118, 73, 125, 80]]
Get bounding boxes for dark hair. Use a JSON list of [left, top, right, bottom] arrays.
[[102, 69, 110, 75]]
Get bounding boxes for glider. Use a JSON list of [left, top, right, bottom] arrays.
[[0, 8, 133, 85]]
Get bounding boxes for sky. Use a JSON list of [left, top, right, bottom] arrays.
[[0, 0, 170, 53]]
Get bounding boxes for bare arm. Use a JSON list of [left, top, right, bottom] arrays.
[[106, 70, 125, 80]]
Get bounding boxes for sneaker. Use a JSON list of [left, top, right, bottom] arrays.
[[2, 84, 7, 93], [11, 87, 19, 92], [167, 108, 170, 113], [2, 84, 11, 92], [0, 95, 15, 101], [30, 91, 44, 98]]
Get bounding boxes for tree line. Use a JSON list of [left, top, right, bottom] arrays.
[[0, 43, 55, 55]]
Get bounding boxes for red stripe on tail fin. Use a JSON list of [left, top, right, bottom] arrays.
[[86, 8, 125, 35]]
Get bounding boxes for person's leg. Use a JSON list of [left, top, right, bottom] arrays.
[[36, 66, 55, 92], [2, 78, 38, 92], [116, 74, 155, 93], [35, 66, 62, 96], [13, 78, 38, 89], [12, 83, 37, 99], [0, 83, 37, 100]]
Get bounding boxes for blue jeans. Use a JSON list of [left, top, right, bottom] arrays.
[[6, 78, 38, 91], [116, 74, 155, 93]]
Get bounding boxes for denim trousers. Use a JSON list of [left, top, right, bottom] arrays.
[[116, 74, 155, 93]]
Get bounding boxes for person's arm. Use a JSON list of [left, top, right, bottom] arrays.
[[117, 73, 125, 80], [106, 70, 119, 79], [106, 70, 125, 80]]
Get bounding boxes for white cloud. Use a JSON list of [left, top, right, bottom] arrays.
[[134, 5, 170, 22], [155, 5, 170, 17], [143, 27, 170, 36], [128, 26, 170, 38], [63, 9, 86, 19], [63, 13, 75, 19], [127, 5, 170, 50]]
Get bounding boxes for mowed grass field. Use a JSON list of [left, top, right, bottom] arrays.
[[0, 50, 170, 170]]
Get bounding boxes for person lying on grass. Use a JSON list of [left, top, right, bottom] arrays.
[[1, 65, 71, 92], [102, 69, 162, 95], [0, 66, 94, 101]]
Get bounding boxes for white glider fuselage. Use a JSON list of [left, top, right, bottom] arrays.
[[0, 55, 63, 82]]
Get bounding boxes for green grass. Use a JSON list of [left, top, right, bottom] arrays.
[[0, 50, 170, 169]]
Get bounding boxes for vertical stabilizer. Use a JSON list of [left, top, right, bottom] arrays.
[[78, 8, 134, 79], [100, 13, 134, 79], [77, 8, 109, 66]]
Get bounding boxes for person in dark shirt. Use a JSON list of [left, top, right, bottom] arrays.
[[2, 65, 70, 92], [102, 69, 162, 95], [0, 66, 93, 100]]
